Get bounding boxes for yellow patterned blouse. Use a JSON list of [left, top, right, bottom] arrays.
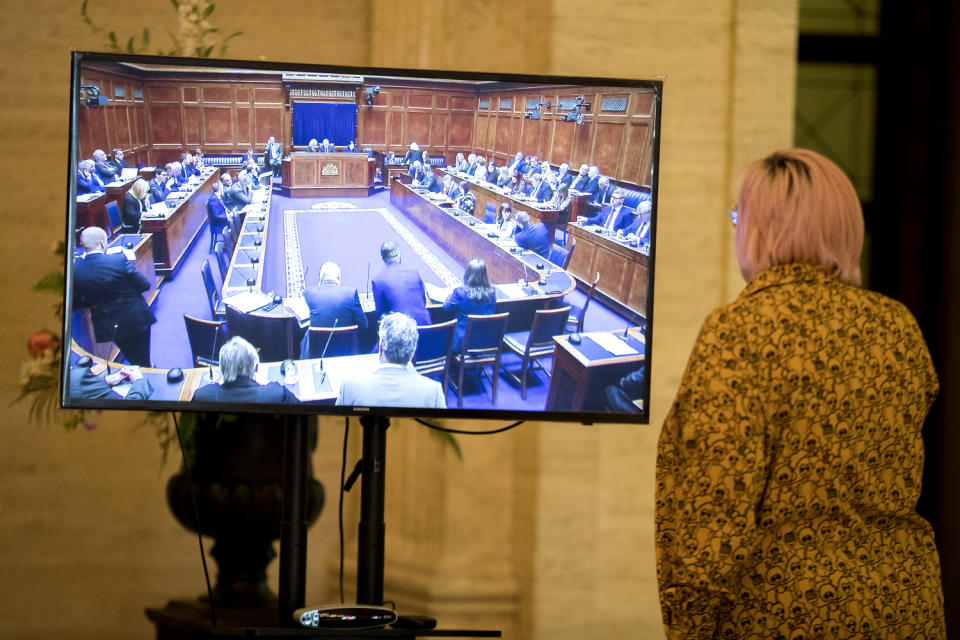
[[655, 263, 944, 639]]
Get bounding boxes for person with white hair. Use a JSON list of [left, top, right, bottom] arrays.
[[554, 162, 572, 188], [307, 138, 320, 152], [336, 313, 446, 409], [72, 226, 156, 367], [192, 336, 298, 404], [319, 138, 335, 153], [408, 160, 424, 183], [92, 149, 118, 183], [224, 171, 253, 211], [77, 158, 105, 195], [403, 141, 421, 165], [299, 261, 369, 359], [619, 199, 653, 245], [570, 163, 591, 191]]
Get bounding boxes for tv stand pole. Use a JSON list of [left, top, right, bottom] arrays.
[[278, 414, 310, 626], [357, 414, 390, 604]]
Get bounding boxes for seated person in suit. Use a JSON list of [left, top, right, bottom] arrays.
[[93, 149, 118, 183], [496, 166, 513, 189], [319, 138, 335, 153], [344, 140, 358, 152], [580, 188, 629, 231], [244, 147, 257, 166], [462, 153, 477, 176], [514, 212, 552, 258], [522, 155, 541, 177], [69, 362, 153, 401], [456, 181, 476, 214], [307, 138, 320, 152], [538, 160, 554, 182], [618, 200, 652, 245], [570, 163, 591, 191], [182, 153, 200, 177], [192, 336, 297, 404], [73, 226, 156, 367], [443, 259, 498, 351], [402, 142, 422, 165], [224, 173, 253, 211], [507, 151, 524, 175], [454, 152, 468, 173], [121, 179, 151, 234], [604, 366, 644, 413], [241, 161, 263, 189], [526, 173, 554, 203], [77, 159, 105, 195], [407, 160, 423, 181], [588, 176, 614, 211], [149, 168, 169, 202], [371, 241, 431, 325], [555, 162, 573, 188], [495, 202, 516, 238], [220, 171, 233, 190], [441, 174, 461, 200], [299, 261, 369, 358], [336, 312, 446, 409], [486, 160, 498, 184], [582, 165, 601, 198], [109, 148, 126, 176], [415, 165, 440, 192], [194, 147, 205, 168], [206, 181, 229, 240], [164, 161, 185, 190]]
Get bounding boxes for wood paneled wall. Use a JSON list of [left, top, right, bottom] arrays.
[[474, 86, 656, 187], [358, 83, 477, 161], [79, 65, 655, 189], [78, 66, 149, 166]]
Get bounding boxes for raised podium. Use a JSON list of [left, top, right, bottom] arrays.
[[280, 153, 375, 197]]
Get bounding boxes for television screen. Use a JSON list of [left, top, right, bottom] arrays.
[[61, 51, 661, 423]]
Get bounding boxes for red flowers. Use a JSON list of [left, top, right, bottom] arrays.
[[27, 330, 60, 358]]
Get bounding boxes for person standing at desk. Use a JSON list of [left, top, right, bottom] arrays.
[[402, 142, 422, 165], [299, 261, 369, 359], [121, 178, 151, 234], [192, 337, 297, 404], [73, 226, 156, 367], [336, 312, 446, 409], [77, 159, 105, 195], [514, 212, 551, 259], [442, 259, 497, 351], [265, 136, 283, 177], [371, 241, 430, 325]]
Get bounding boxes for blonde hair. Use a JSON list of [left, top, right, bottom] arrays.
[[735, 148, 864, 285], [130, 178, 150, 200]]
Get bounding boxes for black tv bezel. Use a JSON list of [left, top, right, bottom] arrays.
[[61, 51, 661, 425]]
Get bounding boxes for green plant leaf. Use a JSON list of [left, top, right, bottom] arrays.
[[142, 28, 150, 47], [34, 272, 64, 295], [203, 3, 215, 19]]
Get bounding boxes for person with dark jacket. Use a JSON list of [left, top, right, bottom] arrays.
[[72, 226, 156, 366], [192, 336, 297, 404], [442, 259, 498, 351]]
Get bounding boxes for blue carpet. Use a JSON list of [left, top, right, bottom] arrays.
[[147, 189, 636, 411]]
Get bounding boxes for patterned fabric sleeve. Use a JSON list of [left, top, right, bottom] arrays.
[[655, 308, 767, 638]]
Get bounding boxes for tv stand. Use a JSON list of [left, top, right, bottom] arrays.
[[148, 413, 500, 638]]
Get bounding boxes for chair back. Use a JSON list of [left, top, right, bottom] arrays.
[[214, 241, 229, 282], [183, 314, 226, 366], [570, 271, 600, 334], [223, 227, 236, 260], [528, 306, 572, 351], [548, 245, 569, 270], [226, 304, 297, 363], [460, 313, 510, 358], [200, 259, 222, 320], [105, 201, 122, 236], [484, 202, 497, 224], [413, 319, 456, 374], [305, 325, 359, 359]]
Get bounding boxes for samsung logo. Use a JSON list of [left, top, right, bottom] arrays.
[[354, 407, 370, 412]]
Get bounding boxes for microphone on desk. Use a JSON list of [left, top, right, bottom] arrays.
[[107, 323, 119, 375], [365, 262, 371, 300], [244, 249, 259, 264], [204, 323, 220, 380], [316, 318, 339, 386]]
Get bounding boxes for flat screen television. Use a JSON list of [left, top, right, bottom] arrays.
[[61, 51, 661, 423]]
